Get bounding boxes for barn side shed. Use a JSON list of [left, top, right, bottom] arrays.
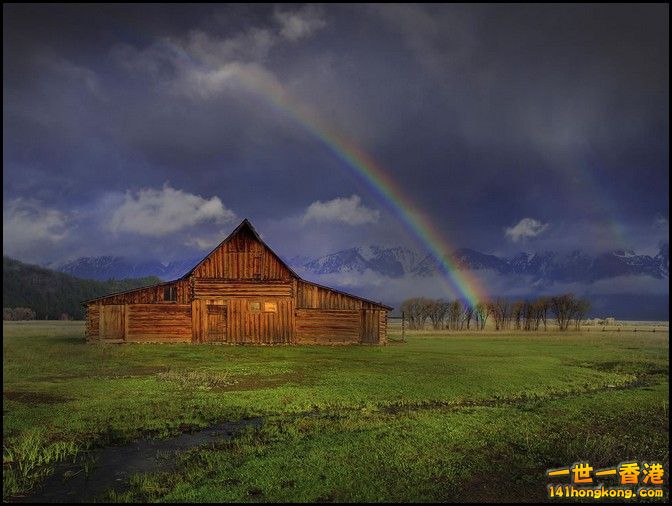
[[84, 219, 392, 345]]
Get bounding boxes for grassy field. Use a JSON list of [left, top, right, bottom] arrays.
[[3, 321, 669, 502]]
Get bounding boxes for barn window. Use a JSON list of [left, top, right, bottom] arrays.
[[264, 301, 277, 313], [253, 255, 262, 280], [163, 286, 177, 302], [249, 301, 261, 312]]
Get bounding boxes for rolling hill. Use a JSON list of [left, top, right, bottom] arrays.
[[3, 256, 162, 320]]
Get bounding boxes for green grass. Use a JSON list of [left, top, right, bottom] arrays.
[[3, 321, 669, 502]]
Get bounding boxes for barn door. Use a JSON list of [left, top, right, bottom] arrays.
[[100, 304, 125, 340], [360, 309, 380, 344], [206, 304, 227, 342]]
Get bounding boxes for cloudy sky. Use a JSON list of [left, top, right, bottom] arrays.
[[3, 4, 669, 269]]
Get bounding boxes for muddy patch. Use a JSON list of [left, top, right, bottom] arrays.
[[98, 365, 170, 379], [21, 418, 263, 503], [154, 369, 309, 392], [381, 377, 659, 415], [3, 391, 71, 404], [582, 360, 669, 376], [225, 371, 309, 392]]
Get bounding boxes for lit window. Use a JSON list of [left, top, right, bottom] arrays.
[[264, 301, 277, 313], [249, 302, 261, 312]]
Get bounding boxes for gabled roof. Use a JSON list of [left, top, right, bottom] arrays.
[[83, 219, 392, 310], [180, 218, 299, 280]]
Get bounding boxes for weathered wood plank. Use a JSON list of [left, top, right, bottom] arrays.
[[295, 308, 361, 344], [125, 304, 191, 342], [99, 304, 125, 340], [192, 227, 293, 281], [86, 304, 100, 341], [193, 280, 292, 298]]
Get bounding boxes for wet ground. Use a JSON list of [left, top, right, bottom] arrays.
[[23, 418, 263, 503]]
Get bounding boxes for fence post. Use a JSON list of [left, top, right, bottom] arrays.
[[401, 311, 405, 342]]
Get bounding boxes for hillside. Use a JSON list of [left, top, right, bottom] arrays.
[[3, 257, 162, 320]]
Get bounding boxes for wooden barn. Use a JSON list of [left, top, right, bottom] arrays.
[[84, 219, 391, 345]]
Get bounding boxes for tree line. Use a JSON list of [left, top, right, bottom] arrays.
[[3, 307, 37, 321], [400, 294, 591, 331], [3, 256, 162, 320]]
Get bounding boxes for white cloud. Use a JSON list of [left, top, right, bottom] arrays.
[[113, 6, 326, 100], [274, 5, 326, 41], [302, 195, 380, 226], [177, 60, 281, 100], [184, 231, 228, 250], [504, 218, 550, 242], [3, 198, 70, 259], [108, 184, 235, 237]]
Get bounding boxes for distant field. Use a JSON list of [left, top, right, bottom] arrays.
[[3, 321, 669, 502], [386, 318, 670, 334]]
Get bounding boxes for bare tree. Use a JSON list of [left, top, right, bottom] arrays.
[[4, 307, 36, 321], [489, 298, 511, 331], [463, 304, 474, 330], [487, 301, 499, 330], [551, 294, 576, 331], [427, 299, 450, 329], [522, 301, 535, 331], [474, 302, 489, 330], [573, 298, 591, 330], [446, 300, 462, 330], [401, 297, 432, 330], [537, 297, 551, 331], [512, 300, 525, 330]]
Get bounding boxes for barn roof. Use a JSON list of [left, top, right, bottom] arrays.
[[180, 218, 299, 280], [298, 279, 393, 311], [80, 279, 174, 304], [82, 218, 392, 310]]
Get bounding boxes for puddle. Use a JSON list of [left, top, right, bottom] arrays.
[[22, 418, 263, 503]]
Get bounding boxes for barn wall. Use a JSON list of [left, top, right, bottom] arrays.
[[360, 309, 380, 344], [379, 310, 388, 344], [192, 297, 294, 344], [193, 280, 292, 298], [125, 304, 192, 342], [191, 228, 292, 280], [295, 309, 361, 344], [99, 304, 125, 341], [86, 304, 100, 341]]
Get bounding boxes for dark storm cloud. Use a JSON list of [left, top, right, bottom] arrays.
[[3, 4, 668, 269]]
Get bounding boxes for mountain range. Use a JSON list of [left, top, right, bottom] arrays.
[[52, 244, 669, 284]]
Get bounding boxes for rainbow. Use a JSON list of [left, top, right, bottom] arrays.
[[231, 66, 488, 307]]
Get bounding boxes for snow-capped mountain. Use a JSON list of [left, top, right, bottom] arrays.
[[294, 244, 669, 283], [52, 243, 669, 284], [302, 246, 420, 278]]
